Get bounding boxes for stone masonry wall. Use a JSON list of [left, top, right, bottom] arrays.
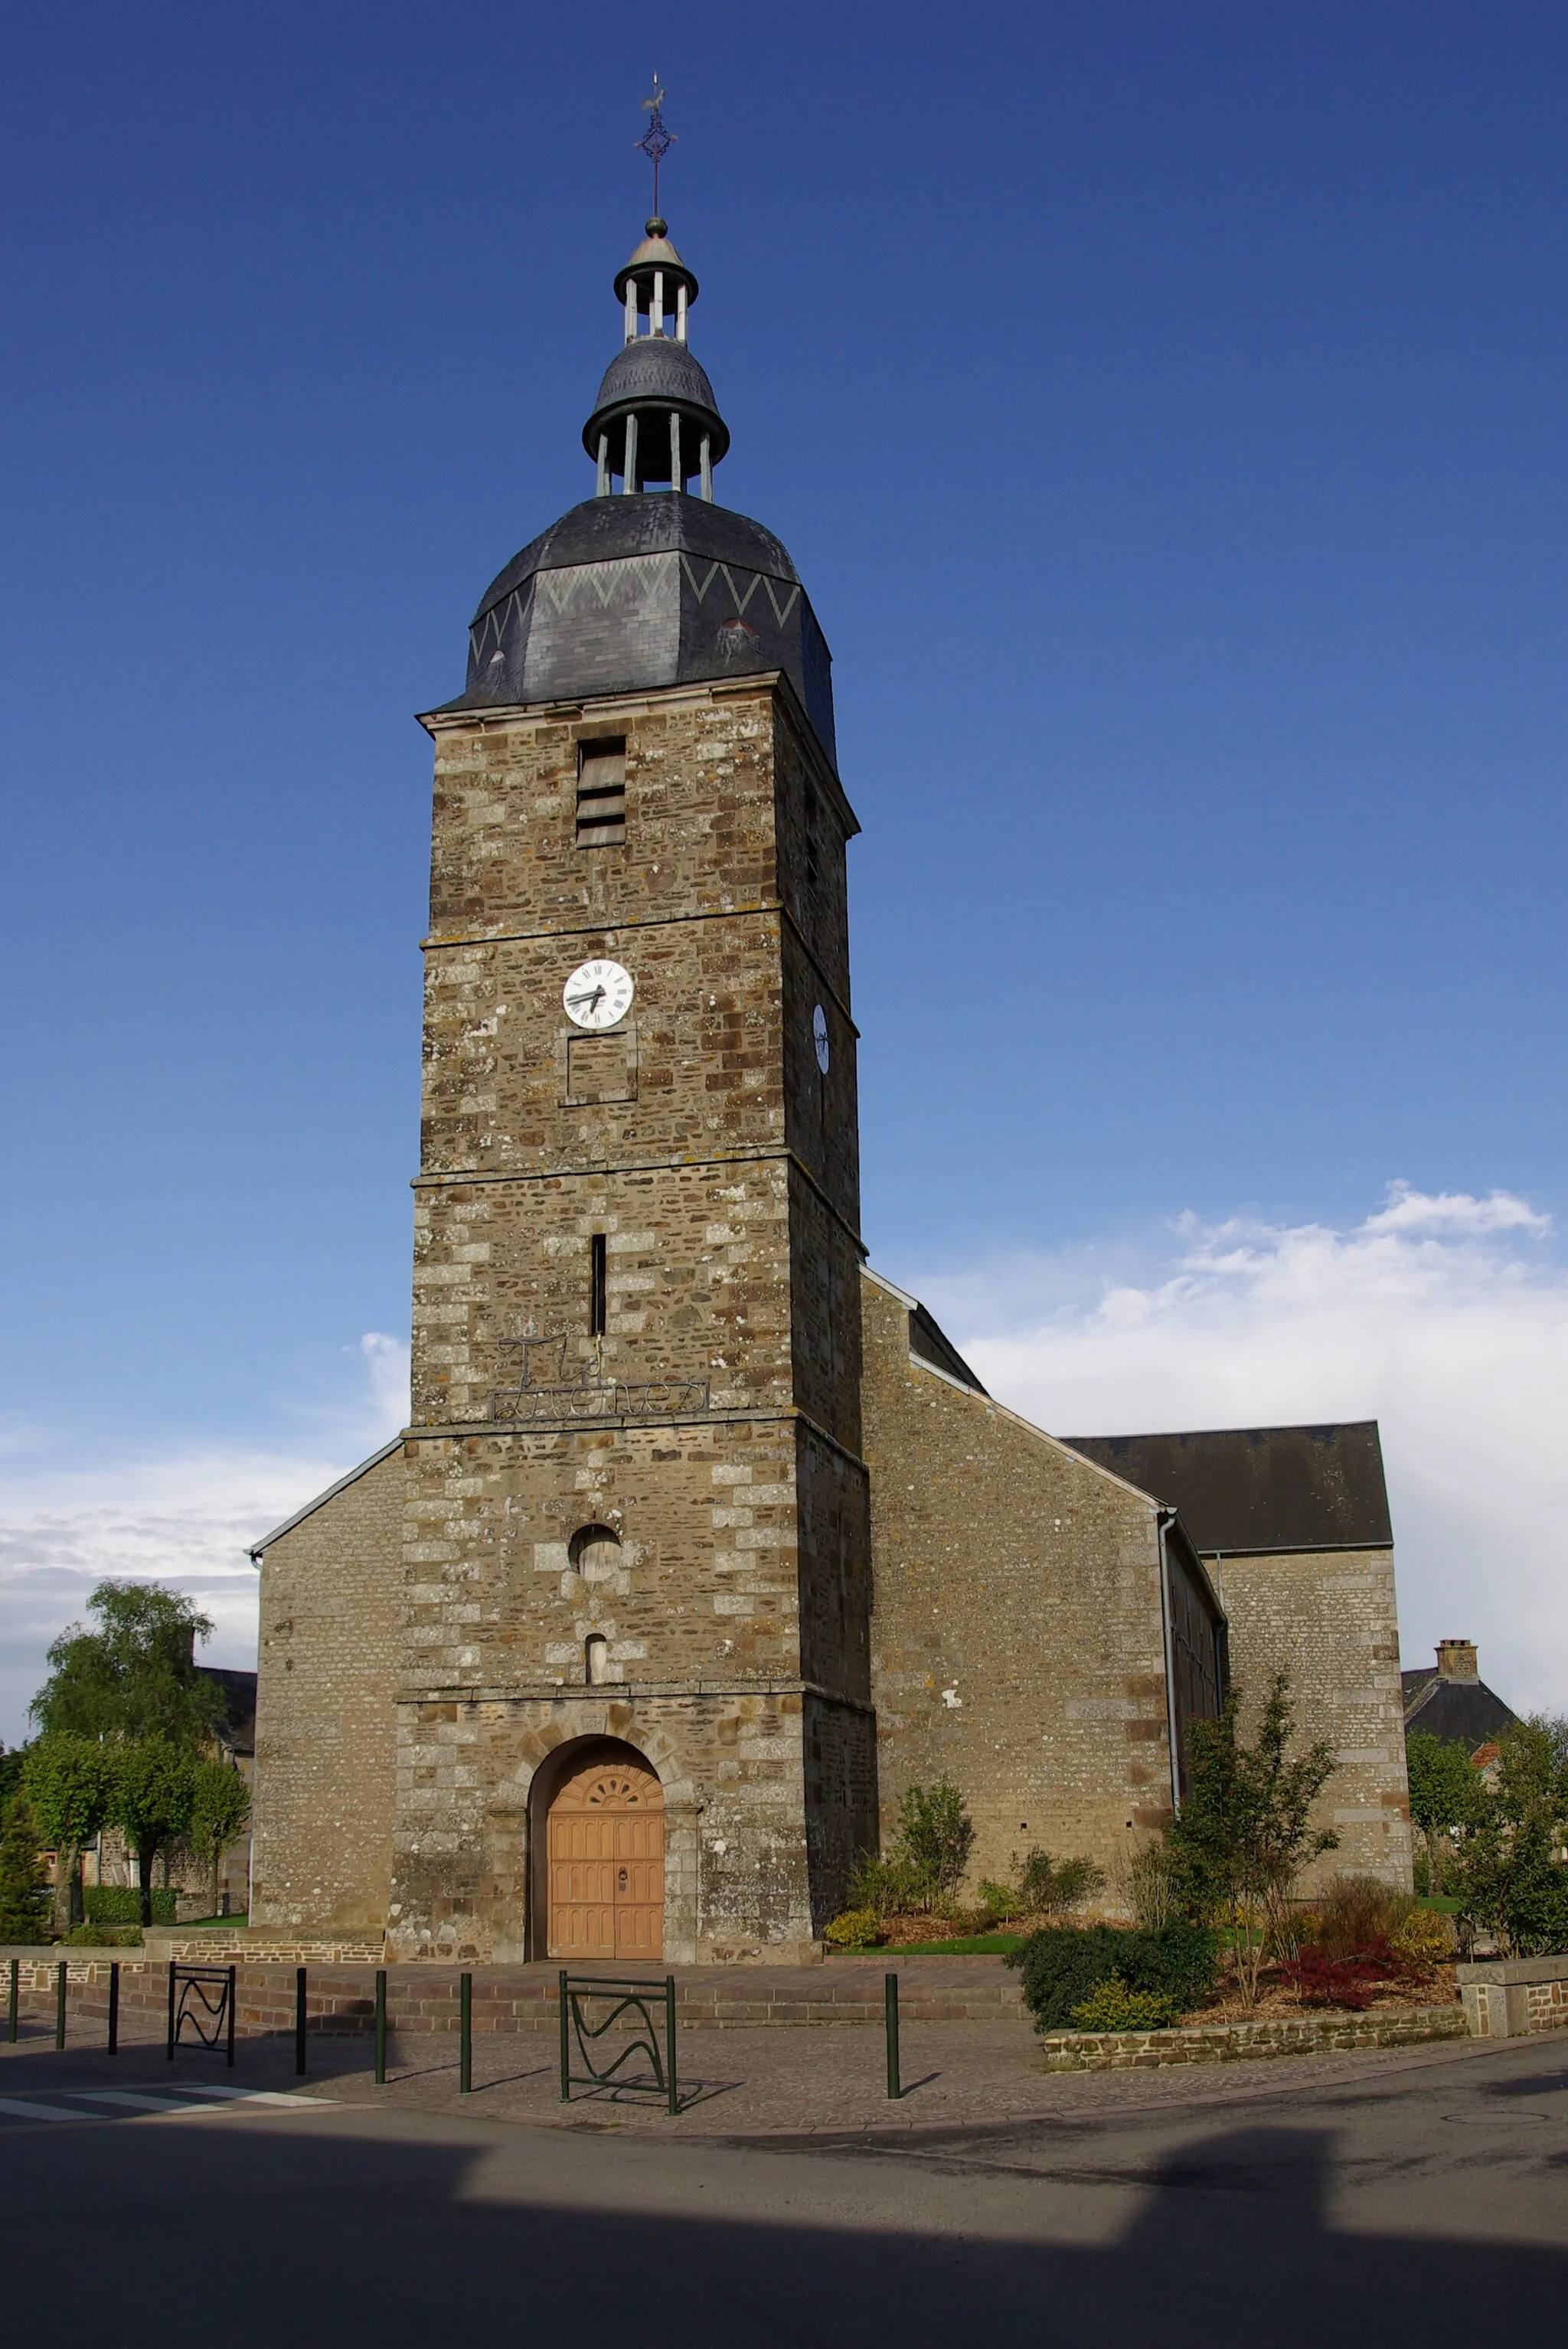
[[394, 675, 871, 1960], [861, 1271, 1177, 1895], [252, 1447, 405, 1931], [1217, 1550, 1413, 1891]]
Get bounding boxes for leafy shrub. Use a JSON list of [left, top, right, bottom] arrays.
[[85, 1885, 175, 1926], [894, 1782, 975, 1908], [976, 1879, 1021, 1926], [1279, 1946, 1397, 2011], [847, 1781, 977, 1919], [1304, 1874, 1406, 1960], [846, 1851, 931, 1920], [1069, 1974, 1181, 2032], [1016, 1850, 1107, 1918], [1121, 1841, 1179, 1930], [824, 1906, 883, 1951], [64, 1923, 142, 1947], [1388, 1904, 1453, 1981], [1008, 1923, 1218, 2034]]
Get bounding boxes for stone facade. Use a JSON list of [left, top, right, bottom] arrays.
[[860, 1270, 1223, 1891], [243, 203, 1418, 1962], [250, 1444, 403, 1931], [377, 670, 873, 1961], [1217, 1549, 1413, 1890]]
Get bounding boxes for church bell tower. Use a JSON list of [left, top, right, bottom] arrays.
[[390, 149, 874, 1962]]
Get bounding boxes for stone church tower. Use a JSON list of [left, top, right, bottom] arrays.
[[248, 194, 1413, 1959], [389, 214, 873, 1961]]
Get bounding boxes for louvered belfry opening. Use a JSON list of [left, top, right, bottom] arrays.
[[576, 737, 627, 845]]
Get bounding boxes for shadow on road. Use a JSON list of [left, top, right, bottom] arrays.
[[2, 2100, 1564, 2346]]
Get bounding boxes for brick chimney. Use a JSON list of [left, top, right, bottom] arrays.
[[1436, 1638, 1478, 1681]]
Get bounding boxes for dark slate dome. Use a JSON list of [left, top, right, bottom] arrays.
[[583, 338, 728, 465], [448, 495, 835, 766], [436, 217, 836, 766], [473, 495, 798, 622]]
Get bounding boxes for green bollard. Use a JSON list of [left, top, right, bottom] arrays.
[[665, 1975, 678, 2117], [7, 1958, 17, 2044], [459, 1971, 472, 2093], [108, 1962, 119, 2057], [374, 1968, 387, 2085], [558, 1970, 570, 2102], [884, 1971, 900, 2099], [295, 1965, 307, 2076], [55, 1960, 67, 2051]]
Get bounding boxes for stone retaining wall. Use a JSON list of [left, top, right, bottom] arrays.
[[0, 1953, 1020, 2037], [1456, 1954, 1568, 2039], [1036, 2004, 1468, 2071]]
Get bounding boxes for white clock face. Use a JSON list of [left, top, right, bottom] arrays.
[[563, 958, 634, 1031], [812, 1003, 830, 1073]]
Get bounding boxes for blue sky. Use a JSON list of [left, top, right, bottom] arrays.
[[3, 2, 1567, 1734]]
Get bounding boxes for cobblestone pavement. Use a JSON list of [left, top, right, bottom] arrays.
[[1, 1996, 1524, 2143], [9, 2007, 1498, 2141]]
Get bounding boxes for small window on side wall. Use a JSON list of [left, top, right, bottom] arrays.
[[577, 738, 626, 847]]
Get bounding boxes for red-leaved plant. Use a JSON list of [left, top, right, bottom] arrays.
[[1279, 1937, 1402, 2011]]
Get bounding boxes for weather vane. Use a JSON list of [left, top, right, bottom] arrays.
[[636, 74, 676, 218]]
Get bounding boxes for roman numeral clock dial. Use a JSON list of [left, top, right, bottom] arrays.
[[563, 957, 635, 1030]]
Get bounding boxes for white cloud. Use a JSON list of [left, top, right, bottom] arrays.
[[7, 1205, 1566, 1745], [905, 1186, 1568, 1717], [0, 1334, 409, 1746]]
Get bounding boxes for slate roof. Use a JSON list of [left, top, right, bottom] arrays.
[[198, 1665, 256, 1756], [441, 493, 838, 767], [469, 491, 797, 627], [906, 1302, 988, 1395], [1060, 1422, 1392, 1554], [1402, 1671, 1519, 1751]]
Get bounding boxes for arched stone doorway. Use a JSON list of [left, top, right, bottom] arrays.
[[542, 1739, 665, 1962]]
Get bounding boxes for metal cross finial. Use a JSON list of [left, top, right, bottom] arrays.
[[635, 74, 676, 216]]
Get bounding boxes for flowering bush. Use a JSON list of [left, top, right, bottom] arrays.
[[1069, 1974, 1181, 2032], [824, 1906, 883, 1950]]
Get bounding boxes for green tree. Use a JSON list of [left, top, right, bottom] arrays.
[[23, 1737, 116, 1937], [893, 1781, 975, 1908], [109, 1741, 198, 1927], [1446, 1716, 1568, 1957], [0, 1740, 29, 1821], [188, 1761, 251, 1918], [30, 1582, 224, 1750], [0, 1796, 51, 1942], [1168, 1674, 1338, 2003], [1405, 1730, 1487, 1893]]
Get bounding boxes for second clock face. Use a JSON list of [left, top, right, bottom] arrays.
[[563, 958, 634, 1031]]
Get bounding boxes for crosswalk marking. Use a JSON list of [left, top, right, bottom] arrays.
[[76, 2092, 224, 2112], [0, 2083, 337, 2124]]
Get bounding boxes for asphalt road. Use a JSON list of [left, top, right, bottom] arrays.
[[4, 2030, 1566, 2344]]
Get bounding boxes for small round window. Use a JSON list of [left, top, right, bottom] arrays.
[[812, 1003, 830, 1074]]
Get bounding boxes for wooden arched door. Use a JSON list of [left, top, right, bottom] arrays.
[[546, 1746, 665, 1961]]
